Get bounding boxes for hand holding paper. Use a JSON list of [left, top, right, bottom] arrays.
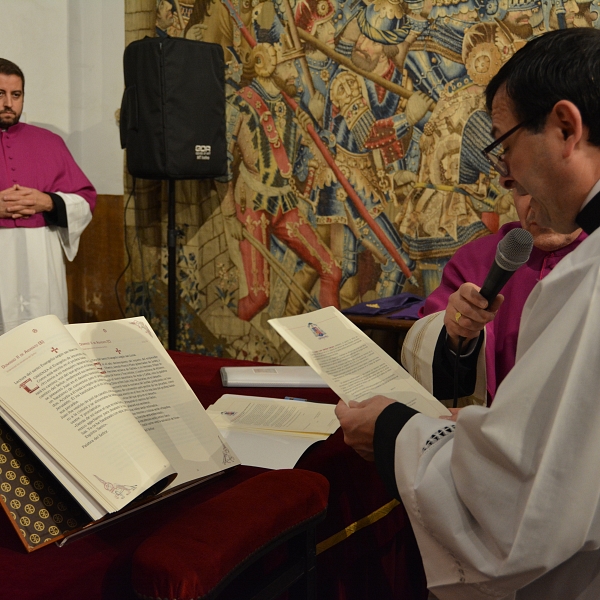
[[334, 396, 398, 461]]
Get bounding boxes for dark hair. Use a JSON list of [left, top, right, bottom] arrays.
[[0, 58, 25, 91], [486, 28, 600, 147]]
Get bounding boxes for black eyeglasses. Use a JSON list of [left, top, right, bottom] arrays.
[[482, 120, 530, 177]]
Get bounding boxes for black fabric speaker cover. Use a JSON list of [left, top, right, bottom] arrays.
[[121, 36, 227, 180]]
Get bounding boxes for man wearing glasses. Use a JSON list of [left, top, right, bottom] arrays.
[[336, 28, 600, 599]]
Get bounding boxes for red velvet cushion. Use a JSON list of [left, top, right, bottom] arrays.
[[131, 469, 329, 600]]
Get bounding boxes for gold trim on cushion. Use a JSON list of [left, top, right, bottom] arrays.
[[316, 499, 400, 554]]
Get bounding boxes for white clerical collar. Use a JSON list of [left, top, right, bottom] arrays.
[[581, 178, 600, 211]]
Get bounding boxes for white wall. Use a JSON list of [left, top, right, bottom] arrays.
[[0, 0, 125, 194]]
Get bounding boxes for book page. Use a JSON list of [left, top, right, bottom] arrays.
[[207, 394, 334, 469], [269, 307, 450, 417], [67, 318, 239, 488], [207, 394, 339, 435], [0, 316, 174, 514], [216, 427, 325, 469]]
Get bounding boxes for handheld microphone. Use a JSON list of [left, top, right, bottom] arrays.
[[479, 228, 534, 305], [452, 228, 533, 408]]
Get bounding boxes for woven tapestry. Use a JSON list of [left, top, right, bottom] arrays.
[[123, 0, 588, 360]]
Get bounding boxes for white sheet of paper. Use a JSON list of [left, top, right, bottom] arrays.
[[269, 307, 451, 417], [216, 427, 324, 469], [207, 394, 335, 469]]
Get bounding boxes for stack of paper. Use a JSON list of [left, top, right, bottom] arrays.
[[207, 394, 339, 469]]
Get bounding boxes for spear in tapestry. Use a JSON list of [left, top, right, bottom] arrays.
[[220, 0, 415, 283], [172, 0, 187, 35], [296, 28, 417, 101]]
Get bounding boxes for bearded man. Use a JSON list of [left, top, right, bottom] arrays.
[[0, 58, 96, 334]]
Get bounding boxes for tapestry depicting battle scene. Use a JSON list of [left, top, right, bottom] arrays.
[[123, 0, 595, 362]]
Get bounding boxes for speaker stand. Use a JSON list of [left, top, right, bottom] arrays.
[[167, 179, 177, 350]]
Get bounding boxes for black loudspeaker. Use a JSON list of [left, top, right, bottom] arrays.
[[120, 37, 227, 180]]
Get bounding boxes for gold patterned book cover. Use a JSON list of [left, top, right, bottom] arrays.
[[0, 315, 239, 552], [0, 416, 93, 551]]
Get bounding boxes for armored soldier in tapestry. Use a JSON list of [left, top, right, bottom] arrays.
[[221, 4, 342, 321], [123, 0, 587, 361]]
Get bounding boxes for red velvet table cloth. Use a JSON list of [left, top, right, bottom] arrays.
[[1, 352, 427, 600]]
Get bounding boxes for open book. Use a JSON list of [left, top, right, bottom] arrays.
[[207, 394, 339, 469], [269, 306, 451, 418], [0, 315, 239, 551]]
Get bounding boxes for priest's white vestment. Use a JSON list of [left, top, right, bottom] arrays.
[[395, 226, 600, 599], [0, 194, 92, 334]]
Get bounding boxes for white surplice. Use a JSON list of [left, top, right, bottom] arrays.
[[0, 193, 92, 334], [395, 226, 600, 599]]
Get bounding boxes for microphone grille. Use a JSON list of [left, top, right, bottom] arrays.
[[496, 228, 534, 271]]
